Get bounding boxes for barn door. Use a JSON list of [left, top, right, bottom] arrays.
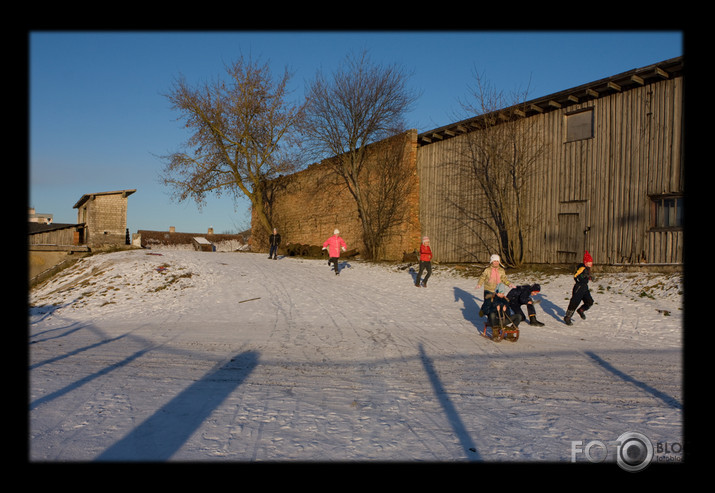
[[557, 201, 587, 264]]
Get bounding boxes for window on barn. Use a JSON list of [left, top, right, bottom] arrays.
[[650, 194, 683, 230], [565, 108, 594, 142]]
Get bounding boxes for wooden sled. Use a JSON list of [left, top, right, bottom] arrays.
[[480, 311, 520, 342]]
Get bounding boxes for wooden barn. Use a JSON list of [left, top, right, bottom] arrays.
[[258, 57, 683, 267], [417, 56, 683, 267]]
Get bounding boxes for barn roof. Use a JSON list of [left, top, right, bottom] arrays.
[[417, 56, 683, 146]]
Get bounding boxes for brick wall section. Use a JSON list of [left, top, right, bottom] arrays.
[[252, 130, 421, 260]]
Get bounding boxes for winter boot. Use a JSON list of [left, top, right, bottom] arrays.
[[421, 281, 427, 288], [564, 310, 574, 326], [529, 314, 545, 327], [577, 307, 587, 320]]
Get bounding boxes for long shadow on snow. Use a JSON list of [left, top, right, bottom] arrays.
[[418, 344, 481, 461], [29, 319, 93, 346], [453, 287, 483, 331], [29, 302, 74, 325], [534, 293, 567, 322], [95, 350, 259, 462], [585, 351, 682, 410], [29, 332, 136, 411]]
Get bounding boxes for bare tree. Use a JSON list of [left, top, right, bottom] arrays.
[[160, 56, 305, 238], [453, 72, 548, 267], [301, 51, 418, 260], [359, 133, 418, 258]]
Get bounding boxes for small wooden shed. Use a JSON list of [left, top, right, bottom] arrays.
[[192, 237, 215, 252]]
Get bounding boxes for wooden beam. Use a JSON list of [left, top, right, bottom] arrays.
[[654, 67, 669, 79]]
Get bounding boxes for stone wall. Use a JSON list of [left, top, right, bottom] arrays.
[[82, 193, 129, 247], [252, 130, 421, 260]]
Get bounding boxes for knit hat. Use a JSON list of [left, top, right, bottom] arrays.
[[531, 284, 541, 293], [583, 251, 593, 264], [490, 254, 503, 266], [334, 229, 340, 235], [422, 236, 430, 242]]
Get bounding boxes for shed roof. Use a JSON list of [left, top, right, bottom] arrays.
[[73, 189, 136, 209], [28, 222, 81, 235], [417, 56, 683, 146]]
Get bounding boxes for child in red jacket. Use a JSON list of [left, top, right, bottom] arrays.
[[322, 229, 347, 275], [415, 236, 433, 287]]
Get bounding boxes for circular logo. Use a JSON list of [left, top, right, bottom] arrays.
[[616, 432, 653, 472]]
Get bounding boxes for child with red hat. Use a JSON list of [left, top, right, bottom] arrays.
[[564, 251, 594, 325]]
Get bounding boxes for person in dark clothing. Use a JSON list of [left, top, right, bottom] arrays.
[[415, 236, 433, 287], [508, 284, 545, 326], [482, 283, 523, 332], [268, 228, 281, 260], [564, 251, 594, 325]]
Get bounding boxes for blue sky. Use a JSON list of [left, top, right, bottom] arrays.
[[29, 31, 683, 235]]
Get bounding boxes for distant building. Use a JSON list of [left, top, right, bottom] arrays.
[[136, 226, 249, 252], [29, 189, 136, 284], [28, 221, 83, 247], [29, 205, 82, 247], [73, 189, 136, 247], [28, 207, 53, 224]]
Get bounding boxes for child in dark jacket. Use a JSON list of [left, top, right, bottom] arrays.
[[564, 251, 594, 325], [268, 228, 281, 260], [507, 284, 544, 326], [482, 283, 523, 329]]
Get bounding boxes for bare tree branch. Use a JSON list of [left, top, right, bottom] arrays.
[[160, 55, 306, 236], [301, 51, 418, 259], [452, 71, 548, 267]]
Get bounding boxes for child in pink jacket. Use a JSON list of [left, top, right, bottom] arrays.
[[322, 229, 347, 275]]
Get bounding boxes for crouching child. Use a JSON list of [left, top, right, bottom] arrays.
[[508, 284, 545, 326]]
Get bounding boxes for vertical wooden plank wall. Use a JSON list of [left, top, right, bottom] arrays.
[[416, 74, 683, 265]]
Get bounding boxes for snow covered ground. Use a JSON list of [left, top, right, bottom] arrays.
[[28, 249, 684, 466]]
